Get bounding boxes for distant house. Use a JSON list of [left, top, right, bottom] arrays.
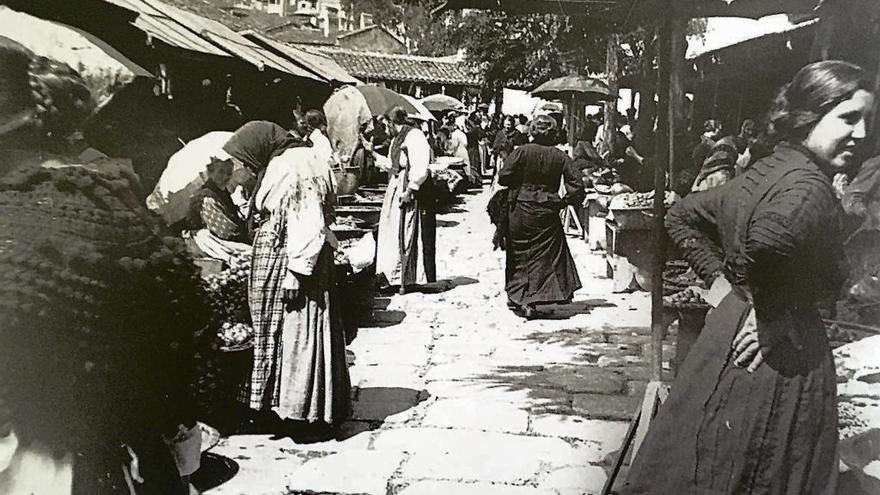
[[336, 25, 407, 54], [319, 47, 481, 100]]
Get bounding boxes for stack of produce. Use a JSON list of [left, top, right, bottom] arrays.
[[609, 190, 678, 210], [663, 287, 708, 309], [203, 253, 253, 349]]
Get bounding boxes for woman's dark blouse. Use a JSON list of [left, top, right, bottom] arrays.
[[499, 143, 585, 207], [665, 144, 846, 343]]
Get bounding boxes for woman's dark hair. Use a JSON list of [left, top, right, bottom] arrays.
[[388, 106, 408, 126], [305, 109, 327, 130], [767, 60, 871, 143]]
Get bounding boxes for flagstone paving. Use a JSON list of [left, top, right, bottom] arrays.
[[207, 189, 671, 495]]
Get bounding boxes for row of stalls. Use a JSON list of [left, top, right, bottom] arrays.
[[437, 0, 880, 492], [4, 0, 358, 190], [2, 0, 476, 432]]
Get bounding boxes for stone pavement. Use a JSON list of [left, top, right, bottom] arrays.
[[207, 190, 674, 495]]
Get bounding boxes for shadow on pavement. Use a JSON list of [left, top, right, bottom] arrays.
[[437, 219, 460, 228], [526, 298, 616, 320], [192, 452, 239, 493], [361, 309, 407, 328], [412, 276, 479, 294]]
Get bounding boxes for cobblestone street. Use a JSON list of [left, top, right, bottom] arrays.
[[209, 190, 667, 495]]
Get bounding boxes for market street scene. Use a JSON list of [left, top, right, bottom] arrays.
[[3, 0, 880, 494]]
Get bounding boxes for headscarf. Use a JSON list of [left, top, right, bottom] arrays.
[[222, 120, 303, 173]]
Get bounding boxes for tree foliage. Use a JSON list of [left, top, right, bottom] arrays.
[[442, 12, 607, 88]]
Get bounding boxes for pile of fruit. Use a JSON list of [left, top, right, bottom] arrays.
[[218, 321, 253, 348], [610, 191, 677, 210], [663, 287, 708, 308], [203, 253, 252, 348]]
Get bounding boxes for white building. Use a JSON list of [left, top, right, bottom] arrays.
[[236, 0, 373, 34]]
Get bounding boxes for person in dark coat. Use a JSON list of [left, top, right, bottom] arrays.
[[622, 60, 874, 495], [498, 114, 585, 319], [493, 116, 526, 168], [464, 114, 484, 187]]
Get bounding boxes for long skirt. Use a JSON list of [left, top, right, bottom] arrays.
[[505, 199, 581, 306], [244, 223, 288, 409], [621, 292, 838, 494], [273, 246, 351, 424], [245, 225, 351, 424], [375, 173, 423, 288]]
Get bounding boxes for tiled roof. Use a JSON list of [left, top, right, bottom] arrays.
[[271, 27, 337, 46], [243, 31, 359, 84], [319, 48, 481, 86]]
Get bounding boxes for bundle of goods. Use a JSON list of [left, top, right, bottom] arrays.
[[663, 287, 708, 310], [203, 253, 253, 350], [587, 168, 620, 191]]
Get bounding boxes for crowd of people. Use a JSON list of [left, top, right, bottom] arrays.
[[4, 12, 880, 492]]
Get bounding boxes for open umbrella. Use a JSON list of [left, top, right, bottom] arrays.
[[403, 95, 437, 122], [421, 94, 465, 113], [324, 85, 418, 164], [532, 75, 611, 101], [0, 6, 152, 112], [146, 132, 253, 226], [532, 75, 612, 147]]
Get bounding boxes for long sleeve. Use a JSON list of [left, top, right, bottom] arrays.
[[665, 187, 727, 283], [404, 130, 431, 191], [285, 179, 327, 279], [498, 147, 524, 187], [562, 157, 586, 206], [744, 174, 836, 284]]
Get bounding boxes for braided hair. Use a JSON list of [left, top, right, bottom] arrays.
[[0, 162, 210, 454]]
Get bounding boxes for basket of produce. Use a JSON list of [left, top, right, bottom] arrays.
[[218, 322, 254, 352], [663, 287, 710, 312], [609, 191, 678, 230]]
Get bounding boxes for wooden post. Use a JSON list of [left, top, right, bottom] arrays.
[[668, 17, 686, 190], [604, 33, 620, 155], [651, 17, 671, 383]]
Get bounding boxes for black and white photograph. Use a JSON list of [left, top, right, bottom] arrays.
[[2, 0, 880, 493]]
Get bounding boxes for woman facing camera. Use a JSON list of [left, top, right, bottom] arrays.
[[622, 60, 873, 494]]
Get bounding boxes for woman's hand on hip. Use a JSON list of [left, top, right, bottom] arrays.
[[732, 308, 764, 373]]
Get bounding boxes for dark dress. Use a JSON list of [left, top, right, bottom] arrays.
[[622, 144, 844, 495], [499, 143, 585, 307]]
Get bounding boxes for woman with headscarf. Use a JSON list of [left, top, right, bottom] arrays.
[[0, 35, 204, 494], [228, 119, 350, 430], [498, 115, 585, 319], [622, 60, 874, 494]]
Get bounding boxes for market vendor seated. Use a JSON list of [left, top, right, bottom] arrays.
[[183, 156, 251, 264]]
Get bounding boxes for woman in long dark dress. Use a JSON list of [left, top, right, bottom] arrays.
[[622, 60, 874, 494], [499, 115, 585, 319]]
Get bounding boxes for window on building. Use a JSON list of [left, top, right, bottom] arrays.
[[266, 0, 280, 4]]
